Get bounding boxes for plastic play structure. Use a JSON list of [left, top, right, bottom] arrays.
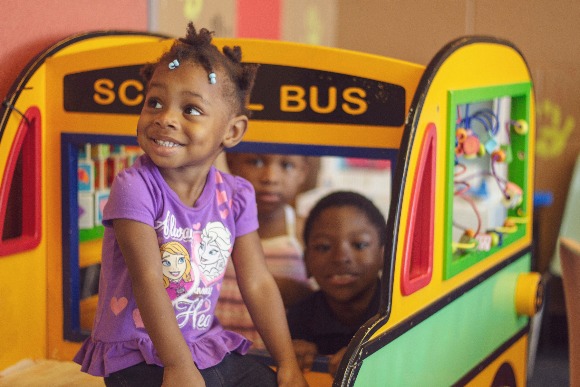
[[0, 31, 541, 386]]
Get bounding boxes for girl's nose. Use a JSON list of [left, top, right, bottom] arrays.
[[155, 109, 178, 129]]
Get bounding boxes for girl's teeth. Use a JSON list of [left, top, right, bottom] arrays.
[[155, 139, 179, 147]]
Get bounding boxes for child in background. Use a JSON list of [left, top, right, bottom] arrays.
[[216, 152, 315, 350], [287, 191, 386, 377], [74, 23, 306, 387]]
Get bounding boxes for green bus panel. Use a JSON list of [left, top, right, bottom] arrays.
[[354, 255, 530, 386]]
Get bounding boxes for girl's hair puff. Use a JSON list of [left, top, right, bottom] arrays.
[[303, 191, 387, 247], [141, 22, 259, 117]]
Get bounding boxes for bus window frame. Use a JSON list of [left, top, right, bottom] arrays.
[[61, 132, 398, 341]]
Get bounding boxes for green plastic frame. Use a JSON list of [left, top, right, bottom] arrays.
[[443, 82, 532, 280]]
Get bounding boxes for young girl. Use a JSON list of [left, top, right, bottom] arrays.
[[287, 191, 386, 377], [216, 152, 314, 350], [74, 23, 307, 387]]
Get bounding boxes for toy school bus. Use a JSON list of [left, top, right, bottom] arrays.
[[0, 30, 541, 386]]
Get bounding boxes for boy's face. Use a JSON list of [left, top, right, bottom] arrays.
[[305, 206, 383, 305], [137, 62, 242, 173], [228, 153, 307, 215]]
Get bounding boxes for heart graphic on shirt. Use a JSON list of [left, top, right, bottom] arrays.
[[216, 189, 228, 205], [110, 296, 128, 316], [215, 171, 223, 184], [132, 308, 145, 328], [220, 208, 229, 219], [193, 222, 201, 230]]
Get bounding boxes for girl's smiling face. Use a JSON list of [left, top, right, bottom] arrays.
[[161, 252, 187, 281], [304, 206, 383, 305], [137, 62, 243, 174]]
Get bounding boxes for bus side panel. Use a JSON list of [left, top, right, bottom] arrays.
[[352, 254, 530, 386], [0, 67, 47, 369]]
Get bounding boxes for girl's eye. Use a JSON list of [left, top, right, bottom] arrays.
[[146, 98, 162, 109], [162, 259, 171, 267], [184, 106, 201, 116]]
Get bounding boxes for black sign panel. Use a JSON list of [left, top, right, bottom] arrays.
[[64, 65, 145, 114], [63, 64, 405, 126], [250, 64, 405, 126]]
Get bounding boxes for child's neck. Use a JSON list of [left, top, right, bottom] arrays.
[[257, 205, 287, 239], [160, 166, 209, 207], [327, 282, 378, 328]]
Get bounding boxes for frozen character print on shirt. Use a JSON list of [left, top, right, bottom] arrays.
[[161, 241, 194, 300], [170, 221, 231, 330], [198, 221, 232, 284]]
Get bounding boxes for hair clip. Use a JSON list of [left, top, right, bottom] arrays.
[[168, 59, 180, 70], [209, 72, 217, 84]]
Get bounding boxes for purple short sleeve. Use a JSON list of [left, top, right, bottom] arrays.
[[103, 164, 159, 228], [231, 175, 258, 237]]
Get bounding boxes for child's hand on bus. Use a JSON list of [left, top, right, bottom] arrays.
[[292, 339, 318, 371], [328, 347, 348, 377]]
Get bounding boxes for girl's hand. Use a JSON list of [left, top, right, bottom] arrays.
[[328, 347, 348, 377], [276, 362, 309, 387], [292, 339, 318, 372], [162, 364, 205, 387]]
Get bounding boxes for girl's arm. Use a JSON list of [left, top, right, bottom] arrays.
[[232, 231, 308, 387], [113, 219, 205, 387]]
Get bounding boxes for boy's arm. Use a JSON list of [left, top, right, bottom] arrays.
[[232, 231, 307, 387], [113, 219, 204, 387]]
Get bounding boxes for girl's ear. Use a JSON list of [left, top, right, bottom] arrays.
[[222, 115, 248, 149]]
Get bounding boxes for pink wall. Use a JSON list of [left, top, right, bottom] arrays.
[[0, 0, 148, 101], [236, 0, 281, 38]]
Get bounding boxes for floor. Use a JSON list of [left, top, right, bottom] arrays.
[[528, 292, 570, 387], [0, 359, 104, 387], [529, 345, 569, 386]]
